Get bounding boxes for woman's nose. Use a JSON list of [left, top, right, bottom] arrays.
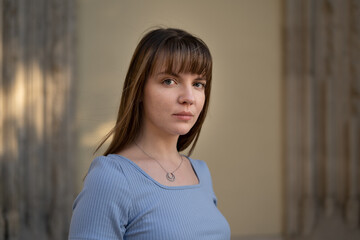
[[178, 86, 195, 105]]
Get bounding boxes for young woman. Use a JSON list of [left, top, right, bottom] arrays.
[[69, 27, 230, 240]]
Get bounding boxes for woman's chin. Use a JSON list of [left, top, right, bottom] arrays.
[[175, 127, 193, 136]]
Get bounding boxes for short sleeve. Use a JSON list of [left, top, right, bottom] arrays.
[[69, 156, 132, 240]]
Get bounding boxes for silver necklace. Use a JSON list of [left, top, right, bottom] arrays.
[[135, 142, 184, 182]]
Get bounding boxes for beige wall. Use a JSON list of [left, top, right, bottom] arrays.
[[76, 0, 283, 238]]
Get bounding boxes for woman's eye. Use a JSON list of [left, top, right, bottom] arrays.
[[163, 79, 176, 86], [194, 82, 206, 89]]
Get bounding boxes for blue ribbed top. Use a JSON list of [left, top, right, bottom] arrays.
[[69, 154, 231, 240]]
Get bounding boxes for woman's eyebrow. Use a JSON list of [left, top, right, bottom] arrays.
[[196, 76, 207, 81]]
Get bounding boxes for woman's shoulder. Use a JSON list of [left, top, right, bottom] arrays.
[[88, 154, 128, 173], [186, 156, 212, 178], [186, 156, 208, 169], [83, 154, 132, 192]]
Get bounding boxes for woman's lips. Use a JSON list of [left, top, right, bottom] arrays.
[[173, 111, 194, 121]]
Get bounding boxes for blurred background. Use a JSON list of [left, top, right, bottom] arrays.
[[0, 0, 359, 240]]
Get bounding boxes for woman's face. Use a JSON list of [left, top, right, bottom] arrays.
[[142, 69, 206, 138]]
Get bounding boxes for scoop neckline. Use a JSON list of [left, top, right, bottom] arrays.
[[108, 154, 202, 190]]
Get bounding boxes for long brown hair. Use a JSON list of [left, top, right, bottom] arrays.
[[95, 27, 212, 156]]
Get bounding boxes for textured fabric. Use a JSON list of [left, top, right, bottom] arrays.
[[69, 154, 231, 240]]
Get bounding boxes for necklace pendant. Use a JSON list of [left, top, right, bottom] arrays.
[[166, 172, 175, 182]]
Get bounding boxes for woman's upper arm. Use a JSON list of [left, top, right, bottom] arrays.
[[69, 157, 132, 240]]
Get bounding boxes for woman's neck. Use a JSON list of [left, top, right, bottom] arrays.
[[135, 131, 180, 164]]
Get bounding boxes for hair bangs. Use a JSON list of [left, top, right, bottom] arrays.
[[150, 37, 212, 80]]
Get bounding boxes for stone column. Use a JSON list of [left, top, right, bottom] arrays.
[[0, 0, 76, 239], [285, 0, 360, 239]]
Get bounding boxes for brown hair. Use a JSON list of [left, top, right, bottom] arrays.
[[95, 27, 212, 156]]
